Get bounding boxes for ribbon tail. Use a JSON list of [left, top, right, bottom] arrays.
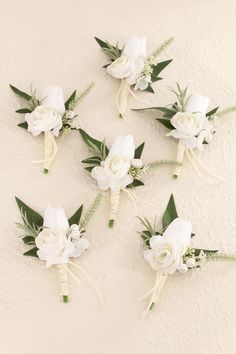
[[116, 80, 130, 118], [68, 261, 104, 307], [57, 264, 70, 303], [173, 140, 186, 178], [141, 273, 167, 319], [189, 149, 224, 182], [109, 189, 121, 228]]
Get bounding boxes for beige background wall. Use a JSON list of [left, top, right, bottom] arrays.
[[1, 0, 236, 353]]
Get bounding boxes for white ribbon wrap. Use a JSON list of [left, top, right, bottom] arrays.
[[173, 140, 186, 178], [57, 264, 69, 303], [32, 132, 58, 173], [116, 80, 130, 118], [109, 189, 121, 228]]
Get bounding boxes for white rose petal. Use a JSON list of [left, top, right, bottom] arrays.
[[41, 86, 65, 114], [35, 228, 74, 267], [25, 106, 63, 136], [144, 218, 192, 274], [91, 134, 135, 191], [43, 206, 69, 230], [107, 55, 135, 79]]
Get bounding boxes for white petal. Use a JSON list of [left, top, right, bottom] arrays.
[[109, 134, 135, 160], [91, 166, 110, 190], [40, 86, 65, 114], [185, 94, 209, 115], [149, 235, 164, 250], [43, 206, 69, 230], [123, 36, 147, 59], [163, 218, 192, 252]]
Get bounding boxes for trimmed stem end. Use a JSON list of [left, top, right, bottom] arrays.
[[63, 295, 69, 303], [149, 302, 155, 311], [119, 113, 124, 118], [44, 168, 49, 174], [109, 219, 114, 228], [173, 174, 179, 179]]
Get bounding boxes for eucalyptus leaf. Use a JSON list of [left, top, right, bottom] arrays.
[[85, 166, 95, 173], [68, 205, 83, 226], [206, 107, 219, 117], [81, 156, 102, 164], [79, 129, 109, 158], [162, 194, 178, 229], [151, 59, 172, 80], [144, 84, 155, 93]]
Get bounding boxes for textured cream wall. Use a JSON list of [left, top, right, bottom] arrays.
[[1, 0, 236, 353]]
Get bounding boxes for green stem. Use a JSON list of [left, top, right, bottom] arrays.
[[63, 295, 68, 303], [108, 219, 114, 228]]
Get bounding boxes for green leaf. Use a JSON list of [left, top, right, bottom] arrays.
[[85, 166, 95, 173], [22, 236, 36, 245], [23, 247, 38, 257], [94, 37, 109, 49], [144, 84, 155, 93], [206, 107, 219, 117], [81, 156, 101, 164], [68, 205, 83, 226], [15, 197, 44, 229], [193, 248, 218, 256], [156, 118, 174, 130], [151, 59, 172, 80], [10, 84, 32, 101], [133, 106, 176, 117], [162, 194, 178, 229], [65, 90, 76, 110], [16, 108, 32, 114], [134, 142, 145, 159], [79, 129, 109, 157], [18, 122, 28, 129], [127, 179, 144, 188]]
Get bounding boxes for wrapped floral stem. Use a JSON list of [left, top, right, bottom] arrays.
[[57, 264, 70, 303], [10, 83, 94, 173], [15, 195, 101, 303], [95, 36, 173, 118], [116, 80, 130, 118], [138, 194, 236, 316], [109, 190, 121, 228], [80, 129, 181, 228], [135, 83, 236, 178], [173, 140, 186, 178]]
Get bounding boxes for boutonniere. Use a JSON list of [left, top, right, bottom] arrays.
[[134, 84, 236, 178], [79, 129, 178, 228], [10, 83, 94, 173], [15, 194, 103, 304], [95, 36, 173, 118], [138, 194, 236, 317]]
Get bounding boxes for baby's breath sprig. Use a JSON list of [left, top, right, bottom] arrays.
[[69, 82, 95, 111], [206, 252, 236, 262], [210, 106, 236, 121]]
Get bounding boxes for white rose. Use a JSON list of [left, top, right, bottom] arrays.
[[107, 36, 146, 85], [25, 105, 63, 137], [185, 94, 209, 115], [91, 134, 136, 191], [169, 112, 208, 140], [41, 86, 65, 115], [144, 218, 192, 274], [35, 228, 74, 267], [107, 55, 135, 79]]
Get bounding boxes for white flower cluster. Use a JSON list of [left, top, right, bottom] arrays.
[[35, 206, 89, 267], [25, 86, 80, 136], [91, 134, 142, 191], [167, 94, 214, 152], [106, 36, 152, 91]]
